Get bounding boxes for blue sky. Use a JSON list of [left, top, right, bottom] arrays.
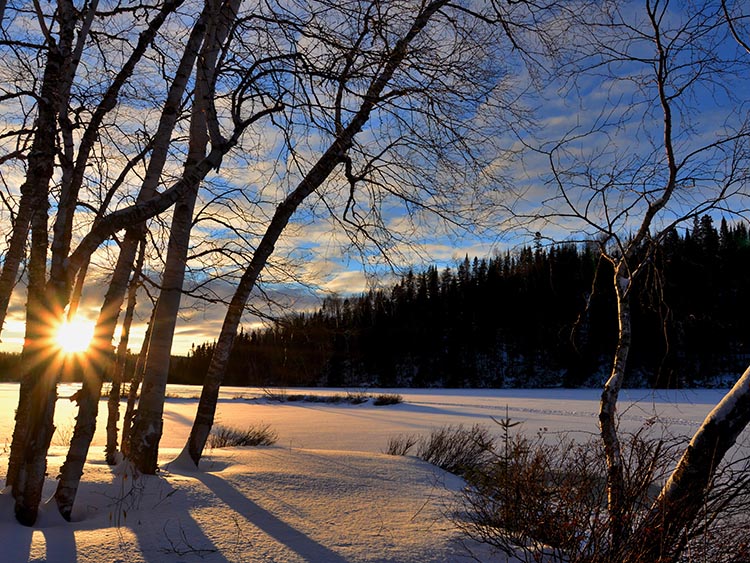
[[0, 0, 749, 356]]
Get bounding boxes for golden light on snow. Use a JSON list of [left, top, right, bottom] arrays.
[[56, 318, 96, 354]]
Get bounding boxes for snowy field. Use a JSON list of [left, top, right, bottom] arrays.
[[0, 384, 742, 562]]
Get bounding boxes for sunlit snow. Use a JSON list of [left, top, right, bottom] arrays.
[[0, 384, 741, 562]]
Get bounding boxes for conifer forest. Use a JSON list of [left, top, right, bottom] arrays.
[[174, 216, 750, 389]]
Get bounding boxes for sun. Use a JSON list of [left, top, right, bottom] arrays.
[[56, 318, 96, 354]]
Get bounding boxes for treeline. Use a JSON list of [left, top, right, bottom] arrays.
[[174, 215, 750, 388]]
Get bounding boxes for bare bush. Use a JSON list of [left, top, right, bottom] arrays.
[[416, 424, 495, 476], [387, 424, 495, 475], [456, 429, 750, 563], [384, 434, 418, 456], [207, 424, 278, 449], [373, 393, 403, 406]]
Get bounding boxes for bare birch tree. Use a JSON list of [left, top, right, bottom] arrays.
[[523, 1, 750, 558], [2, 0, 283, 525], [172, 0, 538, 469]]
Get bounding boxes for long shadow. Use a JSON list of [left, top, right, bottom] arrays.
[[41, 521, 78, 563], [162, 405, 199, 427], [196, 470, 352, 563], [0, 509, 77, 563], [0, 519, 33, 562], [120, 474, 231, 563]]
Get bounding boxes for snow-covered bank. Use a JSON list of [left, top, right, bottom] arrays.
[[0, 384, 744, 562], [1, 447, 489, 562]]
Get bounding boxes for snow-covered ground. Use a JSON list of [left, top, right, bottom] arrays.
[[0, 384, 740, 562]]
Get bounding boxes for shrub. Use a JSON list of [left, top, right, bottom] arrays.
[[345, 391, 369, 404], [416, 424, 495, 476], [384, 434, 418, 456], [208, 423, 278, 448], [262, 389, 401, 405], [386, 424, 495, 476], [373, 393, 403, 406], [455, 428, 750, 563]]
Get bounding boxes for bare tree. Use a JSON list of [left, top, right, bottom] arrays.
[[522, 1, 750, 558], [174, 0, 536, 469], [2, 0, 284, 525]]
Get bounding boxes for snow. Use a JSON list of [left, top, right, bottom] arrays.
[[0, 384, 743, 562]]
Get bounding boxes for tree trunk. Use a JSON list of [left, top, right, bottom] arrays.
[[105, 239, 146, 465], [599, 266, 631, 553], [5, 2, 77, 521], [621, 366, 750, 563], [54, 237, 148, 519], [129, 0, 238, 474], [185, 0, 451, 466], [12, 198, 61, 526], [121, 310, 154, 459]]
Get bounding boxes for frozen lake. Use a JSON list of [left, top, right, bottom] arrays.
[[0, 383, 737, 457], [0, 383, 747, 563]]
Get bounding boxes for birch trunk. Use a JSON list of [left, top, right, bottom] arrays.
[[105, 239, 146, 465], [129, 0, 239, 474], [5, 0, 77, 499], [121, 310, 154, 459], [620, 367, 750, 562], [12, 192, 60, 526], [599, 266, 631, 554], [184, 0, 451, 466]]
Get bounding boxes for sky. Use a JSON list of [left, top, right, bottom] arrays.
[[0, 0, 748, 356]]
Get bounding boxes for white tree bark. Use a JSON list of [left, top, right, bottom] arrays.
[[52, 0, 211, 520], [128, 0, 241, 474]]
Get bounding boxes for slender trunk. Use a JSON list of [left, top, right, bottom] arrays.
[[54, 236, 148, 519], [185, 142, 360, 466], [53, 360, 105, 521], [121, 312, 154, 458], [185, 0, 451, 465], [105, 239, 146, 465], [127, 183, 201, 473], [0, 193, 34, 339], [599, 266, 631, 554], [67, 257, 90, 320], [129, 0, 238, 474]]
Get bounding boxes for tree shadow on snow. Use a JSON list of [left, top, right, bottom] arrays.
[[0, 488, 77, 563], [111, 472, 230, 563], [195, 470, 352, 563]]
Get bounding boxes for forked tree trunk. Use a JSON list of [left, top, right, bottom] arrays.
[[129, 0, 239, 474]]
